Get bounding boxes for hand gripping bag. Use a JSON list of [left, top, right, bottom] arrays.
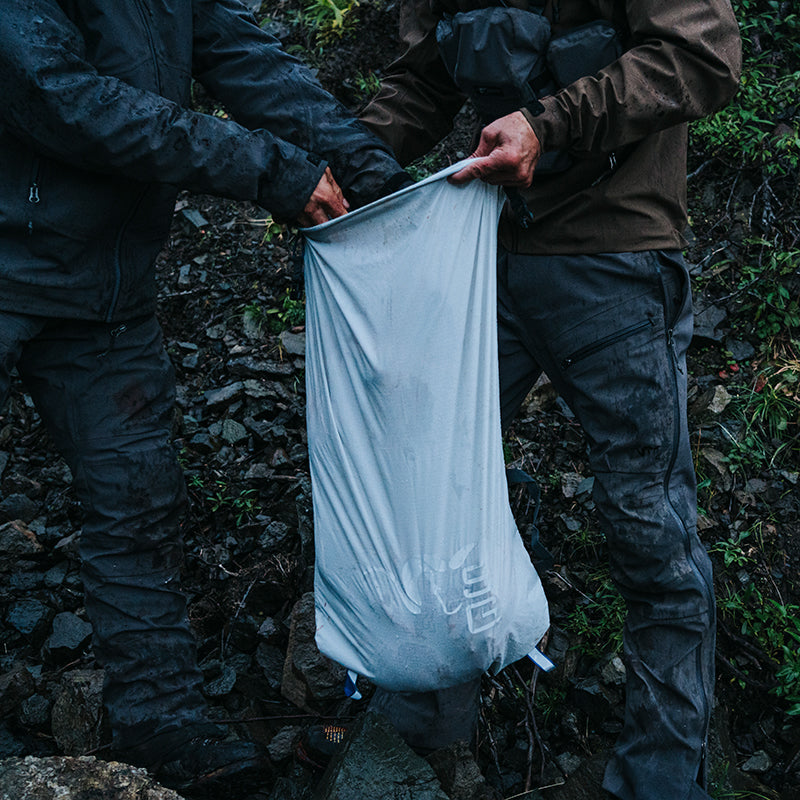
[[303, 162, 550, 692]]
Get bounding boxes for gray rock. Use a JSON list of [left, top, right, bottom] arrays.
[[570, 677, 612, 719], [313, 713, 449, 800], [0, 725, 25, 759], [267, 726, 302, 762], [228, 356, 293, 378], [0, 451, 8, 480], [257, 618, 279, 641], [0, 756, 185, 800], [245, 463, 274, 481], [282, 593, 346, 709], [256, 643, 286, 692], [205, 323, 226, 340], [741, 750, 772, 774], [178, 264, 192, 287], [18, 694, 50, 728], [220, 418, 248, 445], [7, 599, 53, 641], [425, 740, 491, 800], [202, 663, 237, 698], [0, 493, 38, 524], [44, 563, 69, 589], [555, 752, 583, 776], [205, 382, 244, 407], [181, 207, 208, 228], [599, 656, 626, 687], [259, 521, 291, 552], [0, 520, 44, 557], [43, 612, 93, 664], [725, 338, 756, 362], [50, 670, 104, 755], [0, 666, 36, 717], [693, 301, 727, 342], [280, 330, 306, 357]]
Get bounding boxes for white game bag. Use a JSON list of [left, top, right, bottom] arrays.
[[303, 162, 550, 693]]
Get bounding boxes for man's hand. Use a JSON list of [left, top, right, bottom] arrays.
[[297, 167, 350, 227], [449, 111, 542, 187]]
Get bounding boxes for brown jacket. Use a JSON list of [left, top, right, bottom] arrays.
[[360, 0, 742, 254]]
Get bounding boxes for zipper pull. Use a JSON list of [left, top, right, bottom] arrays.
[[29, 182, 40, 204], [667, 328, 684, 374]]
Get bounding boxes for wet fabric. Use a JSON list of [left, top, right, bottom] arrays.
[[303, 163, 550, 692], [0, 312, 206, 749]]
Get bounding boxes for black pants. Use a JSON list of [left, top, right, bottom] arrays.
[[0, 313, 207, 750], [372, 250, 716, 800]]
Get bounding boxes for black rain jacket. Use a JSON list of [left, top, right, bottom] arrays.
[[0, 0, 403, 321]]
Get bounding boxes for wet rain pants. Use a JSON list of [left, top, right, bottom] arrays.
[[373, 249, 716, 800], [0, 312, 207, 751]]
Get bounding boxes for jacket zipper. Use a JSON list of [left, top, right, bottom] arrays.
[[560, 318, 653, 370], [133, 0, 162, 92], [27, 158, 41, 235], [106, 189, 147, 322]]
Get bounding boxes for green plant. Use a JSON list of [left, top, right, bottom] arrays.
[[206, 480, 259, 525], [691, 0, 800, 175], [534, 686, 567, 726], [725, 346, 800, 470], [302, 0, 359, 44], [268, 287, 306, 331], [774, 643, 800, 715], [710, 527, 755, 567], [719, 582, 800, 713], [567, 568, 625, 657]]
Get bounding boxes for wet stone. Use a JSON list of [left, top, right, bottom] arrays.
[[0, 521, 44, 557], [259, 521, 291, 552], [267, 726, 302, 762], [18, 693, 50, 728], [6, 599, 53, 641], [599, 655, 626, 687], [43, 612, 93, 663], [425, 740, 491, 800], [220, 418, 248, 445], [256, 643, 286, 692], [202, 662, 237, 698], [313, 712, 449, 800], [0, 493, 38, 524], [282, 593, 345, 709], [279, 330, 306, 357], [0, 666, 36, 716], [0, 756, 185, 800], [205, 382, 244, 407], [44, 562, 69, 589], [50, 670, 104, 756], [741, 750, 772, 773]]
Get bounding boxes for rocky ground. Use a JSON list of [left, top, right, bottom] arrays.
[[0, 2, 798, 799]]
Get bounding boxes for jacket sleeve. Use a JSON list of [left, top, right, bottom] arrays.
[[0, 0, 328, 219], [524, 0, 743, 155], [359, 0, 466, 167], [191, 0, 407, 208]]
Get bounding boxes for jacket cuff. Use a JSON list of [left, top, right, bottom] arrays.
[[257, 139, 328, 222], [520, 95, 571, 153]]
